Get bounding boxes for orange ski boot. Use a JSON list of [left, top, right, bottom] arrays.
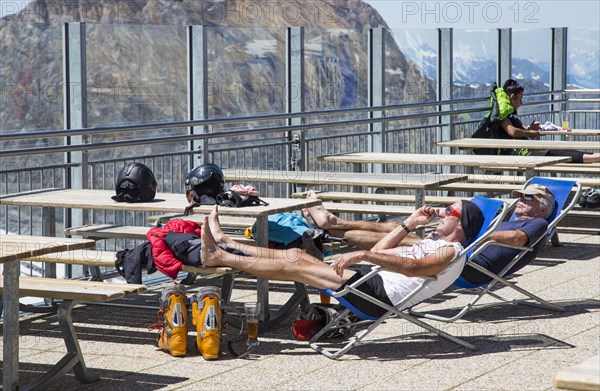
[[191, 287, 222, 360], [154, 284, 188, 357]]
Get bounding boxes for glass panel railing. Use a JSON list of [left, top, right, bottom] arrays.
[[567, 28, 600, 131], [303, 29, 370, 172], [206, 27, 288, 173], [0, 21, 65, 202], [85, 24, 188, 165]]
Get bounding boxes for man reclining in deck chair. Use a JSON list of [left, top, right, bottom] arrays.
[[460, 184, 554, 284], [199, 201, 483, 318], [302, 185, 555, 285]]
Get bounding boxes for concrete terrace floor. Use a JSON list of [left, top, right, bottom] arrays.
[[1, 228, 599, 391]]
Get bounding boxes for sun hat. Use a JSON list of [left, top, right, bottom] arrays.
[[512, 184, 555, 209]]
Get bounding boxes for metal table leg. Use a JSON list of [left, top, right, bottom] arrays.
[[3, 260, 20, 391], [254, 216, 309, 328], [22, 300, 99, 391]]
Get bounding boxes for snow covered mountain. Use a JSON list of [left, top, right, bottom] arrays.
[[399, 36, 599, 90]]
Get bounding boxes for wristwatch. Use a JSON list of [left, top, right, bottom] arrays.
[[400, 222, 411, 234]]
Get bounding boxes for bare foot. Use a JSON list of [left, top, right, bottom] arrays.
[[304, 190, 338, 229], [201, 216, 225, 267], [208, 206, 237, 246], [301, 208, 317, 226]]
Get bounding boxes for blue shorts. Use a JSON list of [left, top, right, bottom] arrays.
[[336, 265, 393, 318]]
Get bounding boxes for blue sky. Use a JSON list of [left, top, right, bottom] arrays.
[[2, 0, 599, 28], [363, 0, 600, 29]]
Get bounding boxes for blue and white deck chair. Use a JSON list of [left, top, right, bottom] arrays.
[[309, 196, 508, 359], [412, 177, 582, 323]]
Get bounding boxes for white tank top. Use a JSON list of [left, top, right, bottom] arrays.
[[377, 238, 465, 309]]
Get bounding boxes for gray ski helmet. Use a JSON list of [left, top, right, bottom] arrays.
[[112, 162, 157, 203], [184, 163, 225, 196]]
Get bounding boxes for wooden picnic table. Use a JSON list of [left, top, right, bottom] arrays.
[[437, 138, 600, 151], [541, 129, 600, 136], [317, 152, 570, 179], [0, 188, 322, 325], [222, 169, 468, 208], [1, 234, 96, 391]]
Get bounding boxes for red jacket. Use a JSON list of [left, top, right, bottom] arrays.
[[146, 219, 201, 279]]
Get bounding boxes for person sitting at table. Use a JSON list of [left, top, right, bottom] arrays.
[[200, 200, 484, 318], [485, 79, 600, 163], [460, 184, 554, 283]]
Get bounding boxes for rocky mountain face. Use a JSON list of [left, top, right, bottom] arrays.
[[1, 0, 433, 134]]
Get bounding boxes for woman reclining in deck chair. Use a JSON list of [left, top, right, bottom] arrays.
[[199, 201, 483, 318]]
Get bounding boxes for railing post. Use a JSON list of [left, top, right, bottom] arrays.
[[286, 27, 305, 173], [188, 25, 209, 169], [63, 22, 88, 227], [552, 28, 568, 125], [498, 29, 512, 85], [369, 28, 385, 172], [438, 28, 453, 156]]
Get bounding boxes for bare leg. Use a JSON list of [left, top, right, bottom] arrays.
[[583, 153, 600, 163], [344, 230, 390, 249], [303, 190, 399, 234], [345, 230, 421, 250], [208, 206, 237, 247], [201, 215, 354, 290], [303, 190, 341, 230], [208, 206, 308, 261]]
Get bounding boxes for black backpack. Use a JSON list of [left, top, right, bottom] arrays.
[[112, 162, 158, 203], [471, 83, 511, 155]]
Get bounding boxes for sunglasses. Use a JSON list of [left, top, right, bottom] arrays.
[[444, 205, 462, 218], [519, 194, 537, 202]]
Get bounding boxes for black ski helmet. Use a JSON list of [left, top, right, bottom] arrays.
[[185, 163, 225, 200], [112, 162, 158, 203]]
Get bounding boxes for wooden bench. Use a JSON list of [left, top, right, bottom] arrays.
[[291, 191, 464, 205], [0, 276, 146, 389], [553, 355, 600, 391], [28, 249, 238, 302], [557, 208, 600, 234], [322, 201, 415, 216], [433, 182, 524, 193], [28, 249, 235, 276], [64, 224, 255, 245], [146, 213, 256, 228], [469, 174, 599, 188]]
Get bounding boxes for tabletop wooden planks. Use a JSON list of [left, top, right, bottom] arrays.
[[437, 138, 600, 151]]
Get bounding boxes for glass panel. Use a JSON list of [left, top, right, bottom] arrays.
[[0, 22, 64, 134], [0, 22, 64, 176], [207, 27, 286, 118], [512, 29, 551, 92], [567, 28, 600, 130], [568, 28, 600, 90], [453, 29, 497, 99], [303, 29, 370, 169], [388, 29, 437, 104], [85, 24, 187, 163], [86, 24, 187, 126], [385, 29, 439, 155], [304, 29, 369, 111], [206, 27, 287, 171], [511, 29, 551, 118]]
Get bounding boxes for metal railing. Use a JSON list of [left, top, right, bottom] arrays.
[[2, 89, 599, 279]]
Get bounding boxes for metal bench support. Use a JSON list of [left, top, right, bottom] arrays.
[[22, 300, 99, 391]]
